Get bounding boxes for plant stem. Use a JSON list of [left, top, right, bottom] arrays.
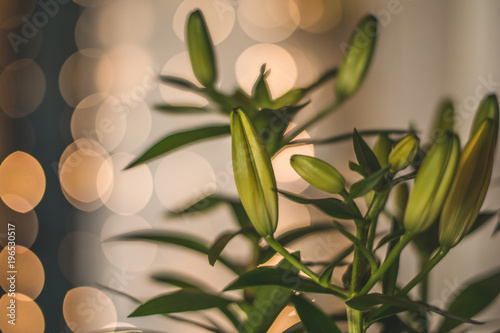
[[264, 235, 347, 299], [283, 99, 342, 145], [347, 305, 364, 333], [359, 232, 414, 295], [399, 247, 449, 296]]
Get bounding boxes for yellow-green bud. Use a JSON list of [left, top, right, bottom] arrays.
[[439, 118, 498, 248], [430, 99, 455, 143], [388, 134, 419, 173], [290, 155, 345, 194], [403, 133, 460, 234], [393, 182, 409, 221], [373, 134, 392, 167], [231, 108, 278, 237], [470, 93, 499, 138], [335, 15, 378, 100], [186, 9, 217, 87]]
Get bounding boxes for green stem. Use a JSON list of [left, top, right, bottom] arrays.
[[399, 247, 449, 296], [264, 235, 347, 299], [359, 232, 414, 295], [418, 252, 431, 302], [283, 99, 342, 144], [347, 305, 364, 333]]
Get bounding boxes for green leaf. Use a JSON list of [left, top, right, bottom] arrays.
[[319, 245, 354, 286], [105, 231, 241, 274], [125, 125, 230, 169], [291, 295, 341, 333], [209, 228, 253, 265], [347, 293, 483, 325], [252, 64, 273, 109], [278, 190, 357, 220], [353, 128, 381, 173], [291, 129, 410, 146], [129, 289, 234, 317], [283, 313, 346, 333], [224, 267, 341, 296], [159, 75, 203, 92], [168, 194, 225, 216], [375, 229, 405, 250], [379, 315, 419, 333], [151, 272, 213, 291], [154, 104, 212, 114], [260, 224, 337, 263], [437, 269, 500, 332], [348, 161, 370, 177], [348, 165, 390, 199]]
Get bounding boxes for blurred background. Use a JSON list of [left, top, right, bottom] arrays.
[[0, 0, 499, 332]]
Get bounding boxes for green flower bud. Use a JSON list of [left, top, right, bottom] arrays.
[[430, 99, 455, 143], [272, 88, 305, 109], [388, 134, 419, 173], [439, 117, 498, 248], [290, 155, 345, 194], [373, 134, 392, 168], [252, 64, 273, 109], [231, 108, 278, 237], [186, 9, 217, 87], [404, 133, 460, 234], [393, 182, 409, 221], [335, 15, 378, 100], [470, 93, 499, 138]]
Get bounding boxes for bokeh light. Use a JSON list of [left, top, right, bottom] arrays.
[[276, 198, 311, 236], [63, 286, 117, 333], [0, 199, 38, 248], [173, 0, 236, 45], [71, 93, 127, 152], [101, 215, 157, 272], [0, 0, 37, 29], [0, 246, 45, 300], [237, 0, 299, 43], [59, 139, 113, 211], [59, 48, 113, 107], [0, 294, 44, 333], [160, 51, 209, 106], [235, 44, 298, 98], [0, 26, 43, 71], [0, 59, 46, 118], [0, 151, 45, 213], [294, 0, 342, 33], [100, 152, 153, 216], [155, 151, 216, 211], [112, 99, 152, 152]]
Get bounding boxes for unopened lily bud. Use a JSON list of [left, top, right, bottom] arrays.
[[388, 134, 419, 173], [290, 155, 345, 194], [186, 9, 217, 87], [393, 182, 409, 221], [373, 134, 392, 167], [440, 117, 498, 248], [231, 108, 278, 237], [404, 133, 460, 234], [335, 15, 378, 100], [430, 99, 455, 143], [470, 94, 499, 138]]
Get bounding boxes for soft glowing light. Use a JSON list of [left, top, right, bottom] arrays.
[[0, 59, 46, 118], [0, 200, 38, 248], [160, 51, 209, 106], [104, 44, 154, 95], [0, 151, 45, 213], [238, 0, 299, 42], [155, 151, 216, 211], [98, 0, 155, 46], [235, 44, 297, 98], [59, 139, 113, 211], [0, 0, 36, 29], [59, 49, 113, 107], [295, 0, 342, 33], [173, 0, 235, 45], [63, 287, 117, 333], [0, 246, 44, 300], [0, 294, 44, 333], [112, 100, 152, 152], [100, 153, 153, 216], [101, 215, 157, 272], [276, 198, 311, 236], [75, 8, 100, 50], [71, 93, 127, 152]]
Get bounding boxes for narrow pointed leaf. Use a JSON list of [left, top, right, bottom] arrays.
[[126, 125, 230, 169], [319, 245, 354, 285], [155, 104, 212, 114], [437, 269, 500, 332], [292, 295, 342, 333], [151, 272, 213, 291], [292, 129, 410, 146], [159, 75, 203, 91], [278, 190, 357, 220], [349, 161, 370, 177], [224, 267, 343, 296], [347, 293, 483, 325], [353, 128, 381, 173], [129, 289, 234, 317], [168, 195, 225, 216], [375, 229, 405, 250], [284, 313, 347, 333], [209, 228, 253, 265], [348, 165, 390, 199]]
